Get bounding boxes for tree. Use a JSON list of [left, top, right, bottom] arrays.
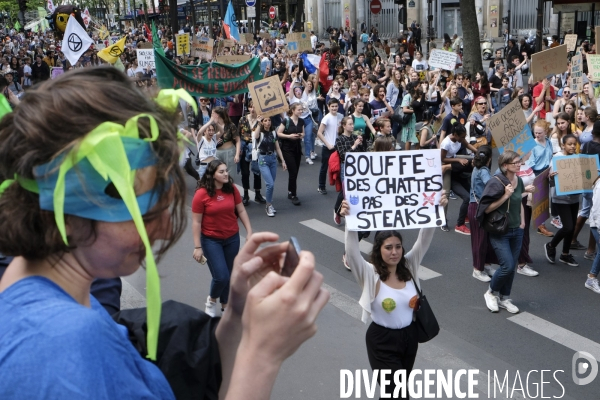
[[458, 0, 483, 74]]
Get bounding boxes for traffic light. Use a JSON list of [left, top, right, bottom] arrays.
[[398, 0, 407, 25]]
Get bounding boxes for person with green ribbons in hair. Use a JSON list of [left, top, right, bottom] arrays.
[[0, 67, 330, 399]]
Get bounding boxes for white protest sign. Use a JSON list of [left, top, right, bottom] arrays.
[[344, 150, 445, 231], [588, 54, 600, 81], [136, 49, 155, 69], [571, 48, 584, 93], [564, 34, 578, 52], [428, 49, 457, 71]]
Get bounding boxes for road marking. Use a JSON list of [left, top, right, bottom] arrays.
[[508, 312, 600, 361], [300, 219, 442, 280]]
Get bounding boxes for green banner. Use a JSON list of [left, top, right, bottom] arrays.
[[154, 51, 262, 98]]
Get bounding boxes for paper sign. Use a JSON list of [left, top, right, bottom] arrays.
[[571, 48, 584, 93], [176, 33, 190, 56], [428, 49, 457, 71], [247, 75, 289, 118], [487, 99, 535, 155], [51, 67, 64, 79], [344, 150, 445, 231], [215, 55, 251, 65], [588, 54, 600, 81], [564, 34, 578, 52], [193, 37, 214, 59], [532, 168, 550, 227], [374, 46, 388, 62], [136, 49, 155, 69], [240, 33, 254, 45], [552, 155, 600, 195], [531, 45, 568, 81]]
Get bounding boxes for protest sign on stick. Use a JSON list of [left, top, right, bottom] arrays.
[[428, 49, 457, 71], [570, 48, 584, 93], [487, 98, 536, 155], [531, 45, 568, 81], [552, 155, 600, 195], [344, 150, 445, 231], [247, 75, 289, 117], [286, 33, 312, 54], [564, 34, 578, 52], [136, 49, 155, 69], [588, 54, 600, 81], [532, 168, 550, 227]]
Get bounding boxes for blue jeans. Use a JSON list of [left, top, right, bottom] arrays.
[[489, 228, 524, 296], [590, 228, 600, 276], [201, 232, 240, 304], [258, 153, 277, 203], [303, 116, 314, 157]]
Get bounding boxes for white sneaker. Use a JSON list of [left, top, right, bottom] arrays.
[[269, 204, 277, 214], [342, 254, 351, 270], [310, 151, 317, 160], [484, 264, 497, 277], [498, 297, 519, 313], [306, 157, 314, 165], [550, 216, 563, 229], [204, 296, 222, 317], [266, 205, 275, 217], [585, 277, 600, 294], [315, 138, 324, 147], [473, 269, 491, 282], [484, 291, 499, 312], [517, 264, 539, 277]]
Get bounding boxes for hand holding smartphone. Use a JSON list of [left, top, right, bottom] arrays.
[[281, 237, 301, 277]]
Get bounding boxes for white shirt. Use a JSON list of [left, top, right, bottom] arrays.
[[320, 112, 343, 146], [411, 59, 428, 72], [197, 136, 217, 162], [311, 35, 318, 50], [440, 136, 461, 158]]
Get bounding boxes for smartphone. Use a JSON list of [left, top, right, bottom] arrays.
[[281, 237, 301, 277]]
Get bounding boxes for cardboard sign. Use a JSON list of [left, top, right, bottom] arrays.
[[531, 45, 568, 81], [247, 75, 289, 118], [193, 37, 214, 59], [588, 54, 600, 81], [344, 150, 445, 231], [487, 99, 535, 155], [286, 32, 312, 54], [240, 33, 254, 45], [532, 168, 550, 227], [259, 32, 271, 39], [136, 49, 155, 69], [374, 46, 388, 62], [176, 33, 190, 56], [564, 34, 578, 52], [428, 49, 457, 71], [553, 155, 600, 195], [137, 42, 153, 49], [215, 55, 251, 65], [222, 39, 235, 48], [571, 48, 584, 93]]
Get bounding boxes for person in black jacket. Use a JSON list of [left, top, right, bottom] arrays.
[[31, 54, 50, 84]]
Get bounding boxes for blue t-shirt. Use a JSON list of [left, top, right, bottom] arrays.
[[0, 277, 174, 399]]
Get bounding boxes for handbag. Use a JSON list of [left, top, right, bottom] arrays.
[[394, 101, 412, 125], [480, 176, 511, 235], [411, 277, 439, 343], [251, 132, 264, 162]]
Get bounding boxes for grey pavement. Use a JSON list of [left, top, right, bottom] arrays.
[[122, 157, 600, 399]]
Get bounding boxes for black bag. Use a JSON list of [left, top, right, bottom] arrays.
[[481, 176, 510, 235], [412, 277, 439, 343]]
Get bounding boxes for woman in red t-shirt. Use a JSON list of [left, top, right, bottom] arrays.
[[192, 160, 252, 317]]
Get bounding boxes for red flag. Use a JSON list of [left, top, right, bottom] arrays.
[[144, 23, 152, 42], [319, 51, 333, 93]]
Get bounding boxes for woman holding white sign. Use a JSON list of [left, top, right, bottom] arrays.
[[339, 192, 448, 399]]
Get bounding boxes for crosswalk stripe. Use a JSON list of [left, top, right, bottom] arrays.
[[300, 219, 442, 280], [508, 312, 600, 361]]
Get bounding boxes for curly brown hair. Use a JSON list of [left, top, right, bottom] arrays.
[[0, 66, 187, 261], [197, 159, 234, 196], [369, 230, 413, 282]]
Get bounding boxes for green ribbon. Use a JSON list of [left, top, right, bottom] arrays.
[[155, 88, 198, 115], [0, 174, 39, 197]]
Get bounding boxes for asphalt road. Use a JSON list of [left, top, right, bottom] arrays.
[[122, 146, 600, 400]]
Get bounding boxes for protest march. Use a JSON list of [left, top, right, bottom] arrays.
[[0, 2, 599, 399]]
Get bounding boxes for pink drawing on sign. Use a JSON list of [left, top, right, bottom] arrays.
[[422, 193, 435, 206]]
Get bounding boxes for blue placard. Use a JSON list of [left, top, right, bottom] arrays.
[[497, 124, 536, 156], [552, 154, 600, 196], [246, 0, 256, 6]]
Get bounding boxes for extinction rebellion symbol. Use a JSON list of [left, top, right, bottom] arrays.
[[68, 33, 83, 52], [108, 45, 123, 57]]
